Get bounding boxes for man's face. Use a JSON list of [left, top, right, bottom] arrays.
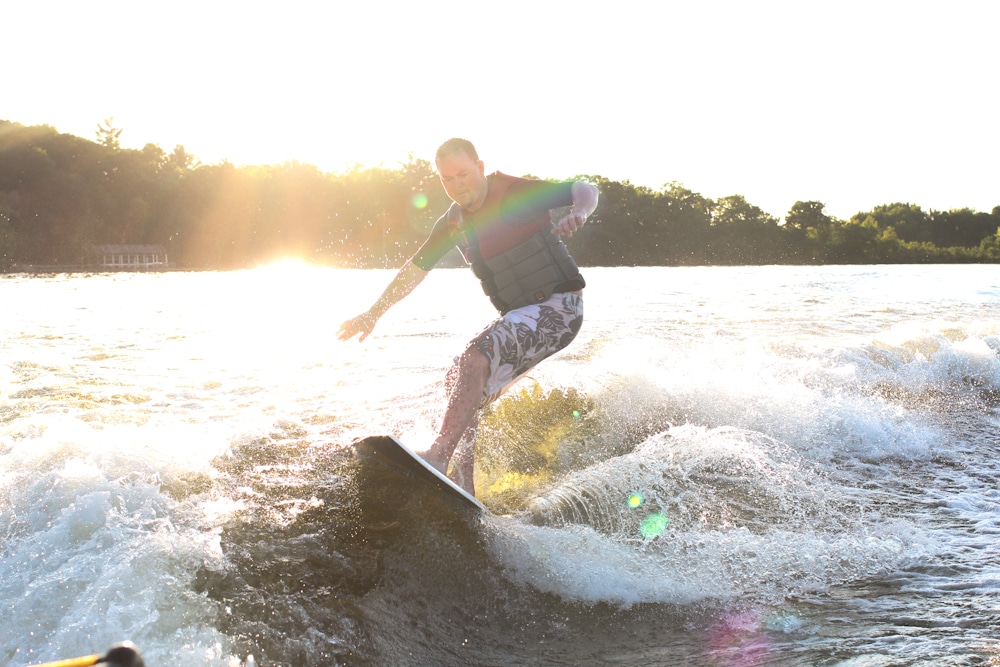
[[436, 151, 487, 211]]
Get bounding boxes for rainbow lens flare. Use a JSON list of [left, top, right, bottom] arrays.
[[640, 512, 669, 539]]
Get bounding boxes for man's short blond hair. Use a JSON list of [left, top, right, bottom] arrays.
[[435, 138, 478, 163]]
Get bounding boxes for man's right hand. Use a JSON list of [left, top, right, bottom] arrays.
[[337, 312, 377, 342], [337, 261, 428, 343]]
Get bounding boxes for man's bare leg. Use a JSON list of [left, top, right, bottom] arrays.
[[448, 419, 478, 497], [422, 346, 489, 493]]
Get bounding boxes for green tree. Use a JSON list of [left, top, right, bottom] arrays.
[[850, 203, 930, 243], [657, 182, 712, 264], [833, 217, 880, 263], [95, 117, 123, 150], [171, 145, 196, 170], [2, 119, 999, 271], [784, 201, 839, 262], [0, 194, 17, 270], [709, 195, 782, 264], [978, 228, 1000, 260], [785, 200, 834, 232], [929, 208, 998, 248]]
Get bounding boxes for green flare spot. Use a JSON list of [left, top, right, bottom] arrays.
[[640, 513, 669, 539], [628, 493, 643, 508], [572, 410, 581, 419], [411, 192, 428, 209]]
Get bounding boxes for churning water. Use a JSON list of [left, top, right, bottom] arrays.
[[1, 264, 998, 666]]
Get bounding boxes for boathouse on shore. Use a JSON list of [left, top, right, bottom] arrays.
[[93, 244, 170, 270]]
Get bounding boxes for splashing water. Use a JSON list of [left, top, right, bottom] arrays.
[[2, 265, 998, 665]]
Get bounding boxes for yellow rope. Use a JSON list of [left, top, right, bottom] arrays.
[[26, 655, 101, 667]]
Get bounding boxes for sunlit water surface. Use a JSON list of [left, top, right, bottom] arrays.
[[1, 264, 998, 666]]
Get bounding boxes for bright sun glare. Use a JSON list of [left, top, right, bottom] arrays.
[[257, 258, 313, 273]]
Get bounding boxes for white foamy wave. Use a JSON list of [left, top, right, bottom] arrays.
[[485, 519, 728, 605], [821, 322, 1000, 400], [487, 515, 922, 607], [582, 335, 946, 465], [0, 422, 245, 666], [499, 426, 931, 606]]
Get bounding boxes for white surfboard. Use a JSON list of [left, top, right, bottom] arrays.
[[354, 435, 486, 512]]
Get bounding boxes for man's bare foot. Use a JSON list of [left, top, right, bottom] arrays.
[[420, 451, 475, 496]]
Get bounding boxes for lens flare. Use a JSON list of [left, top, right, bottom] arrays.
[[411, 192, 429, 209], [640, 512, 669, 539], [627, 493, 643, 508], [572, 409, 581, 419]]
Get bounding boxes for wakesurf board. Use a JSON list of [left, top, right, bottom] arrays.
[[354, 435, 486, 512]]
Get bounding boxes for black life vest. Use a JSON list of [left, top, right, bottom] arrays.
[[449, 172, 583, 313]]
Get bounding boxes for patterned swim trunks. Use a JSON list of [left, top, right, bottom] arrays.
[[467, 292, 584, 406]]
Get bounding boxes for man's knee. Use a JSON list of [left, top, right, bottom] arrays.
[[459, 346, 489, 381], [446, 346, 489, 393]]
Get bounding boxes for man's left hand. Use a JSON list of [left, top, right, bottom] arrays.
[[553, 209, 588, 238]]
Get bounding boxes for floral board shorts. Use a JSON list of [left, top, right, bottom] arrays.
[[466, 292, 583, 407]]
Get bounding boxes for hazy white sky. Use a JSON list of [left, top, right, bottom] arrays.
[[4, 0, 997, 219]]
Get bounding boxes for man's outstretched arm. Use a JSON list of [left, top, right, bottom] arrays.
[[337, 261, 429, 342]]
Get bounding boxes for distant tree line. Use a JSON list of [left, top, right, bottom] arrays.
[[1, 119, 998, 272]]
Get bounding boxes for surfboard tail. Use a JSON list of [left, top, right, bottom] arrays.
[[354, 435, 486, 513]]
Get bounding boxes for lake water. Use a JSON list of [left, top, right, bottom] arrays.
[[1, 264, 998, 666]]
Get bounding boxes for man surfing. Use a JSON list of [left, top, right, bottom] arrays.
[[339, 138, 599, 497]]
